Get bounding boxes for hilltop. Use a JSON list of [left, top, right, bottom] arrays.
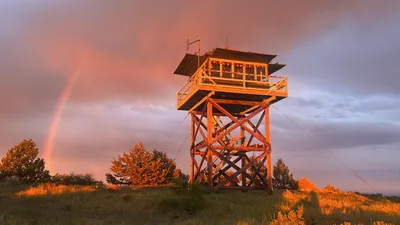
[[0, 182, 399, 225]]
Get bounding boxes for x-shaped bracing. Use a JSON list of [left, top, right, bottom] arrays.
[[189, 97, 275, 191]]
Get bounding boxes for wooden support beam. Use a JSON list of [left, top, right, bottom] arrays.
[[209, 98, 268, 144], [188, 91, 215, 113], [240, 104, 261, 115], [213, 146, 265, 151], [215, 152, 267, 189], [265, 107, 273, 192], [246, 111, 265, 147], [211, 153, 253, 182], [247, 119, 266, 139], [207, 100, 213, 188], [190, 115, 195, 183], [194, 149, 207, 180], [192, 105, 207, 145], [213, 99, 263, 106], [245, 154, 268, 189], [197, 99, 270, 149]]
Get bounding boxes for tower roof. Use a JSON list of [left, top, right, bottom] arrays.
[[174, 48, 285, 76]]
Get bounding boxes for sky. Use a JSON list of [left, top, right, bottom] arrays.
[[0, 0, 399, 195]]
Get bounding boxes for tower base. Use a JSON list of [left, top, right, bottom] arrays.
[[189, 97, 274, 192]]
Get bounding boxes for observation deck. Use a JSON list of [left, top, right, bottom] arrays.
[[174, 48, 288, 114]]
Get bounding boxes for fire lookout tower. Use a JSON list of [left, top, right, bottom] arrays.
[[174, 47, 288, 191]]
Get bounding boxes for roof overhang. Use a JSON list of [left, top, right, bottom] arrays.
[[174, 54, 206, 76], [174, 48, 284, 76]]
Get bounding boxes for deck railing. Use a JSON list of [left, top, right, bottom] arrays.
[[177, 68, 287, 108]]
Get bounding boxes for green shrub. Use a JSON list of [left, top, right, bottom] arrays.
[[158, 179, 206, 215], [51, 173, 102, 186], [1, 176, 21, 187]]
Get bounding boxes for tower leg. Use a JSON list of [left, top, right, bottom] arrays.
[[207, 100, 213, 189], [265, 107, 273, 192], [189, 98, 275, 191], [240, 128, 247, 191], [190, 115, 195, 183]]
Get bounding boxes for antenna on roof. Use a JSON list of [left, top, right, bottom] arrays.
[[226, 35, 229, 48], [186, 38, 201, 69]]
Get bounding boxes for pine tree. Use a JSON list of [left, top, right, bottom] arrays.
[[0, 139, 50, 182], [272, 158, 297, 189]]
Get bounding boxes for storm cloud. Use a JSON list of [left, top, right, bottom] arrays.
[[1, 0, 399, 194]]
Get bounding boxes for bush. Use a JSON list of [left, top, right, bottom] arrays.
[[270, 205, 305, 225], [297, 177, 318, 192], [158, 179, 206, 215], [51, 173, 102, 186], [323, 184, 340, 193], [107, 143, 185, 186]]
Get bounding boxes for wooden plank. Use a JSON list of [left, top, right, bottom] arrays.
[[199, 85, 287, 98], [213, 99, 262, 106]]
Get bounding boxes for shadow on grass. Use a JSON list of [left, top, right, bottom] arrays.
[[290, 191, 322, 225]]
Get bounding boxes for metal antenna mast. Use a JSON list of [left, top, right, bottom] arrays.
[[186, 38, 201, 69]]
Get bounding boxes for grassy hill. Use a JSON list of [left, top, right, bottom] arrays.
[[0, 182, 399, 225]]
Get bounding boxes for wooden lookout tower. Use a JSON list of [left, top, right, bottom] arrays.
[[174, 47, 288, 192]]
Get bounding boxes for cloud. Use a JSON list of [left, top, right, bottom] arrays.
[[285, 13, 400, 96], [2, 0, 399, 112], [1, 1, 400, 194]]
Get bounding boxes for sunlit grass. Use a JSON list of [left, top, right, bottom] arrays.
[[279, 188, 399, 224], [16, 183, 97, 197], [0, 182, 398, 224]]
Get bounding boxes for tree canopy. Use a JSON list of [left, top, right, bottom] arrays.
[[106, 143, 185, 186], [272, 158, 297, 189], [0, 139, 50, 182]]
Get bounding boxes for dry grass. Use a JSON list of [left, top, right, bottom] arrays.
[[16, 183, 96, 197], [105, 184, 120, 192], [0, 182, 398, 224], [280, 189, 399, 224]]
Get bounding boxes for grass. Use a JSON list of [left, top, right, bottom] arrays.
[[0, 182, 399, 225]]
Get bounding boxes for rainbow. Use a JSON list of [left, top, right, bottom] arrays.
[[43, 56, 87, 171]]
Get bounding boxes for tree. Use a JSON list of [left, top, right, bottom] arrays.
[[0, 139, 50, 182], [272, 158, 297, 189], [106, 143, 184, 186]]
